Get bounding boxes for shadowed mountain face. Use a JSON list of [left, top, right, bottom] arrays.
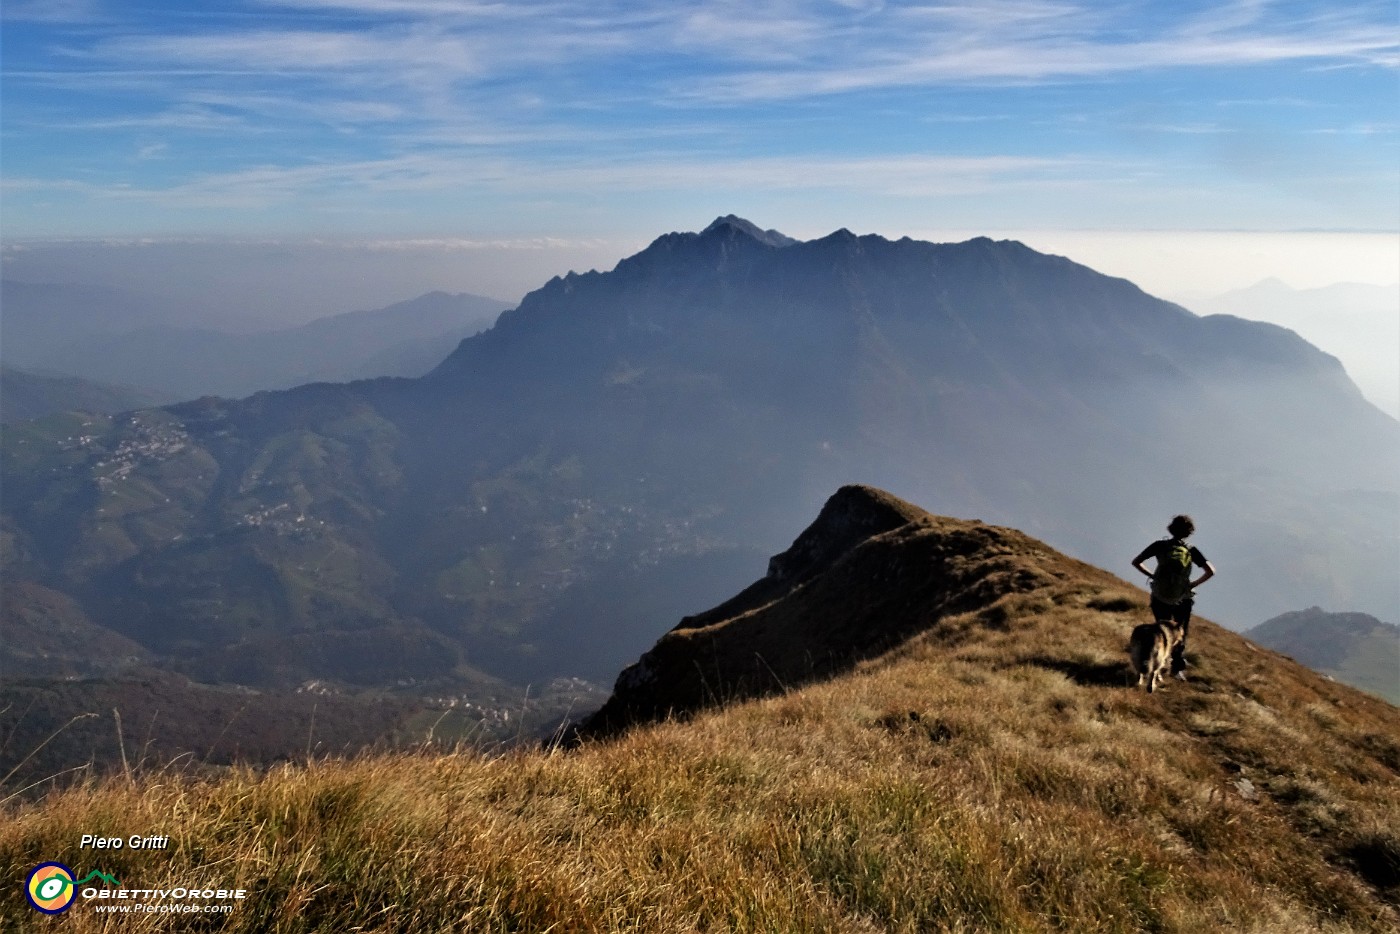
[[426, 217, 1397, 621], [580, 485, 1061, 735], [2, 218, 1396, 697]]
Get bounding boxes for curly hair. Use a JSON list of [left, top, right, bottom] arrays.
[[1167, 514, 1195, 538]]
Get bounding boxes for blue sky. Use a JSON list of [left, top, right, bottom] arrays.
[[3, 0, 1397, 243]]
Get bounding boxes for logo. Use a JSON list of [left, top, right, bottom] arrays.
[[26, 863, 77, 914], [24, 863, 121, 914]]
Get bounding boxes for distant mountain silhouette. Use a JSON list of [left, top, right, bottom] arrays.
[[2, 290, 510, 401], [0, 366, 176, 423], [2, 218, 1395, 703], [1246, 607, 1399, 703], [1180, 278, 1400, 419], [428, 217, 1397, 624], [1, 280, 177, 362]]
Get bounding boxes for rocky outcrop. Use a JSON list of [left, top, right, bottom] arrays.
[[577, 485, 1062, 738]]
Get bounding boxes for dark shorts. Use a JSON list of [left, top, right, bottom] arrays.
[[1150, 596, 1193, 625]]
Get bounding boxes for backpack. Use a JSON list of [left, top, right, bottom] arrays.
[[1153, 540, 1194, 604]]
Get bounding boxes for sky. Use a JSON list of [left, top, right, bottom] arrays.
[[3, 0, 1397, 238], [1, 2, 1397, 363]]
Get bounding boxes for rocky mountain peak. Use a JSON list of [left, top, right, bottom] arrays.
[[700, 215, 799, 248], [574, 486, 1067, 739], [765, 484, 932, 586]]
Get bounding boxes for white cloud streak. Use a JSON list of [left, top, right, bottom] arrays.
[[93, 27, 481, 79], [15, 0, 1388, 152], [3, 150, 1111, 209], [5, 0, 1396, 237], [1, 0, 103, 24], [36, 1, 1399, 97], [10, 1, 1392, 146], [682, 2, 1399, 100]]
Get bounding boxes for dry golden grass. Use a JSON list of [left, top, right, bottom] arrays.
[[5, 596, 1398, 930], [4, 497, 1398, 931]]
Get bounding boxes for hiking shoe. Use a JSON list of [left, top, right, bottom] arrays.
[[1173, 671, 1188, 682]]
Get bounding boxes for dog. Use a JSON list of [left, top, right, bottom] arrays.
[[1128, 620, 1185, 693]]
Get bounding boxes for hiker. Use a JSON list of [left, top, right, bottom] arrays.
[[1131, 515, 1215, 680]]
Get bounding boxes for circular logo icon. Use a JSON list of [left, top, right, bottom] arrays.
[[26, 862, 77, 914]]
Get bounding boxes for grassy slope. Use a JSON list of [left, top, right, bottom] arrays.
[[3, 550, 1398, 931]]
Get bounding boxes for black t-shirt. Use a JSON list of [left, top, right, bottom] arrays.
[[1134, 538, 1208, 570], [1134, 538, 1208, 603]]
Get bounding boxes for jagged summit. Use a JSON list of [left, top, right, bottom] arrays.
[[766, 484, 932, 586], [700, 214, 799, 247], [655, 486, 937, 643]]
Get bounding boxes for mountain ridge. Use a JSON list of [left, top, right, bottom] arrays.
[[1179, 278, 1400, 419], [3, 217, 1396, 707]]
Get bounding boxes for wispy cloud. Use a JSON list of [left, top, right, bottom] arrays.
[[48, 105, 252, 133], [3, 150, 1117, 212], [683, 1, 1399, 100], [1, 0, 104, 24], [92, 27, 481, 80], [528, 153, 1105, 198], [250, 0, 527, 17], [4, 0, 1396, 238], [21, 2, 1397, 113], [1309, 122, 1400, 136], [50, 2, 1395, 94]]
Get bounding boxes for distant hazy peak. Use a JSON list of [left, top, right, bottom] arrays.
[[1250, 606, 1396, 637], [700, 215, 799, 248], [1221, 277, 1295, 300]]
